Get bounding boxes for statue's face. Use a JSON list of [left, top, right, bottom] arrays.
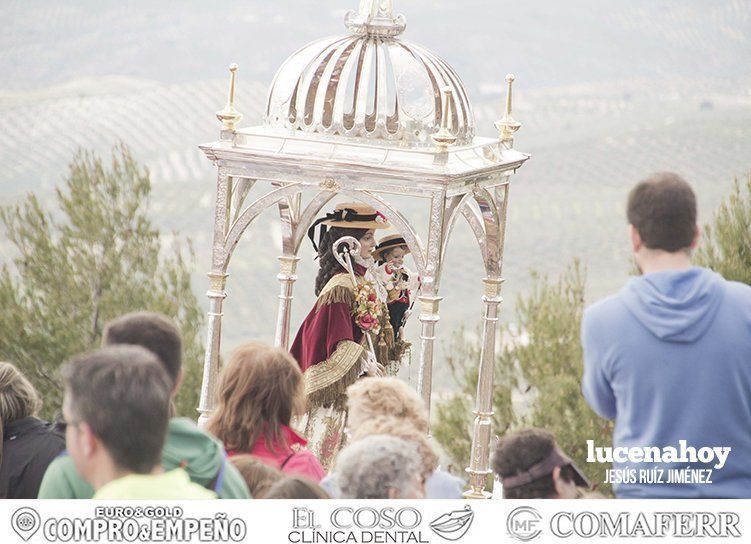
[[359, 230, 376, 258], [386, 246, 406, 267]]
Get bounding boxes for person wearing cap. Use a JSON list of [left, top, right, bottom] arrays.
[[492, 428, 591, 499], [290, 202, 390, 471], [374, 234, 419, 347]]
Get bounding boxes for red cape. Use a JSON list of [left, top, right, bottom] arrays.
[[290, 265, 366, 372]]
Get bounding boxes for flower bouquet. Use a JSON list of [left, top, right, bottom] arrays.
[[352, 280, 383, 336]]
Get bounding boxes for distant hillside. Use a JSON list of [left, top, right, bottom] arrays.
[[1, 0, 749, 390]]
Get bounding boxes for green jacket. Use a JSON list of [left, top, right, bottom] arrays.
[[38, 418, 250, 499]]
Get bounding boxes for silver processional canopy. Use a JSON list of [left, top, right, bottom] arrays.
[[199, 0, 529, 499]]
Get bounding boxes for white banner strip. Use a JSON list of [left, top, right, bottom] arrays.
[[1, 499, 749, 544]]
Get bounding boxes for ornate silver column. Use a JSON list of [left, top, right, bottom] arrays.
[[416, 181, 450, 421], [416, 293, 442, 416], [464, 275, 505, 498], [274, 255, 301, 350], [464, 74, 520, 497], [197, 166, 233, 429], [197, 272, 228, 428]]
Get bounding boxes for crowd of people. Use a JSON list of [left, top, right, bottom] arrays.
[[1, 172, 749, 500]]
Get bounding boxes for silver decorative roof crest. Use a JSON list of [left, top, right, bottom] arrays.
[[264, 0, 474, 147]]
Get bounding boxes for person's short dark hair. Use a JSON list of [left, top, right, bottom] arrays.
[[493, 428, 576, 499], [61, 345, 172, 474], [102, 312, 182, 386], [626, 172, 697, 252]]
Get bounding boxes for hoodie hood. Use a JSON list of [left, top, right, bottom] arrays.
[[162, 418, 223, 486], [621, 266, 725, 343]]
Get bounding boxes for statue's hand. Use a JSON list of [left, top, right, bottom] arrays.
[[365, 352, 385, 377]]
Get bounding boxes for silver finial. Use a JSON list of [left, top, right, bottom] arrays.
[[494, 73, 521, 144], [216, 63, 243, 132], [431, 87, 457, 151], [344, 0, 406, 37]]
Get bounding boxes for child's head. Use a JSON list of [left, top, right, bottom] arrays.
[[375, 235, 409, 266], [384, 246, 407, 267]]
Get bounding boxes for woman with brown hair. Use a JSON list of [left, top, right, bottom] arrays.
[[207, 342, 325, 482], [0, 362, 65, 498]]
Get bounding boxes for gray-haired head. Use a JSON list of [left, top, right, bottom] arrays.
[[334, 434, 423, 499]]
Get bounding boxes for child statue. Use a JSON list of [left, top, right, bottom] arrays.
[[374, 234, 419, 356]]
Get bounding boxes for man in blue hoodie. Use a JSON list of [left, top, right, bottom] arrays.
[[581, 172, 751, 498]]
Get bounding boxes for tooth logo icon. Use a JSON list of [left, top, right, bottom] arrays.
[[429, 505, 474, 541], [11, 507, 41, 542]]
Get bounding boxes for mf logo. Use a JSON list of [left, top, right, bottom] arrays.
[[506, 506, 542, 542]]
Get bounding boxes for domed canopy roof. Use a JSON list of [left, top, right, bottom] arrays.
[[264, 0, 474, 148]]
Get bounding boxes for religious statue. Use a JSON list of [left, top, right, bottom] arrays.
[[290, 202, 391, 469]]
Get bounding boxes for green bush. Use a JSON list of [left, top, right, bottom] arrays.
[[695, 173, 751, 285], [0, 144, 204, 419], [433, 326, 516, 474], [433, 260, 613, 495]]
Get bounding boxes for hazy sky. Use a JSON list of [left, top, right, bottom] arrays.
[[2, 0, 749, 95]]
